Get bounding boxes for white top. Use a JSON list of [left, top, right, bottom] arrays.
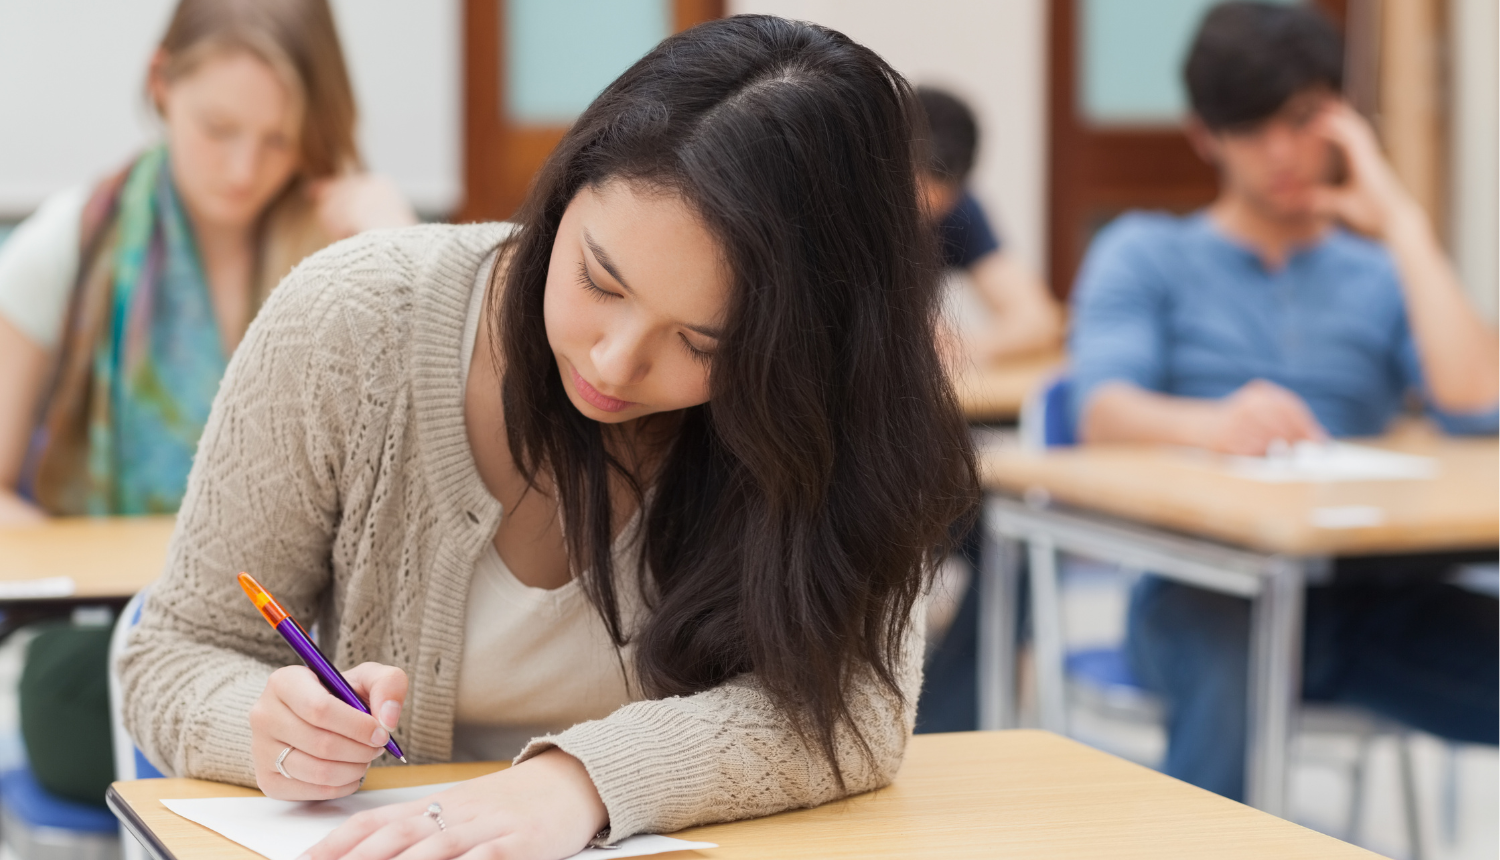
[[451, 243, 638, 763], [0, 186, 87, 349]]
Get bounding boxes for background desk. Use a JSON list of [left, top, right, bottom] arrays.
[[955, 350, 1064, 423], [976, 430, 1498, 817], [0, 517, 172, 631], [109, 730, 1380, 860]]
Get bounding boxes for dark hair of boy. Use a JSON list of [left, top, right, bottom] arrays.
[[915, 86, 979, 183], [1184, 1, 1344, 131]]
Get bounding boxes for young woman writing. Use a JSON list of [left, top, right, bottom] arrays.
[[0, 0, 414, 522], [120, 16, 977, 860]]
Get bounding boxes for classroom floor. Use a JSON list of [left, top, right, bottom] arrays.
[[1049, 560, 1499, 860]]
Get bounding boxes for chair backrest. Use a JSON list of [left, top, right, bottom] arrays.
[[107, 590, 162, 783], [1019, 375, 1077, 450]]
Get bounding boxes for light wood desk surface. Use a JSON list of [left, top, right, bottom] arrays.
[[0, 516, 172, 598], [981, 428, 1498, 556], [110, 730, 1378, 860], [955, 350, 1064, 422]]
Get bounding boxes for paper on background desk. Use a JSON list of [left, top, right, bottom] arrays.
[[1225, 441, 1438, 483], [162, 782, 716, 860], [0, 576, 75, 599]]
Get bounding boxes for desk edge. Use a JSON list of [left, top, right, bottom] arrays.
[[107, 784, 178, 860]]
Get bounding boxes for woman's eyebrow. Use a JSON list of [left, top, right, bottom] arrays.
[[583, 231, 635, 295], [583, 229, 723, 340]]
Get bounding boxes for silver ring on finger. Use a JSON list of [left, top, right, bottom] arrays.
[[424, 802, 446, 832], [275, 746, 294, 779]]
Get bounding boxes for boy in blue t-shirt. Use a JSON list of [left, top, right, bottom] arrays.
[[1070, 2, 1498, 800]]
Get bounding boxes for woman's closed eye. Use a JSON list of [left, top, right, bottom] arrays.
[[680, 334, 714, 365], [576, 261, 618, 301], [578, 260, 716, 364]]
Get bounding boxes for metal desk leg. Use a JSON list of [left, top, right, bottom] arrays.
[[978, 501, 1021, 730], [1245, 556, 1307, 816], [1028, 535, 1067, 735]]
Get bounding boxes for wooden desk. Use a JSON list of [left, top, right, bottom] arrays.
[[974, 428, 1498, 817], [955, 350, 1064, 422], [981, 430, 1498, 556], [0, 516, 172, 600], [108, 731, 1379, 860]]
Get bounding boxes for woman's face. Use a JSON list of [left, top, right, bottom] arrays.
[[153, 49, 301, 232], [543, 181, 730, 425]]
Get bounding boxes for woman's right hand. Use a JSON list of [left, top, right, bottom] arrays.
[[250, 661, 407, 800]]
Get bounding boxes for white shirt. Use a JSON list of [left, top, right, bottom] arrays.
[[0, 186, 87, 349], [450, 245, 640, 762]]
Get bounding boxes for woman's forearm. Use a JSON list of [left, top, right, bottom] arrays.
[[969, 252, 1064, 361], [0, 314, 50, 523], [0, 490, 44, 525]]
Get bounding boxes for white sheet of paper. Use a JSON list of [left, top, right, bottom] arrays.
[[1309, 505, 1387, 529], [1226, 441, 1438, 483], [161, 782, 716, 860], [0, 576, 75, 599]]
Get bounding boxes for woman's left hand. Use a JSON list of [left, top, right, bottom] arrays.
[[310, 174, 419, 240], [300, 749, 608, 860]]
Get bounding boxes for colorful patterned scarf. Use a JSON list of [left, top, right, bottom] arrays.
[[29, 147, 229, 515]]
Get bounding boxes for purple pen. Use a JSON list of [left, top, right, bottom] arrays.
[[238, 572, 407, 763]]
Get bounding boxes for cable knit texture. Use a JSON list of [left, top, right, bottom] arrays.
[[118, 223, 923, 840]]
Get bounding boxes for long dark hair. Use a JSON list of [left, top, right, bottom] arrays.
[[497, 15, 978, 778]]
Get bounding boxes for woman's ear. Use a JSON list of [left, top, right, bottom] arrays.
[[1184, 114, 1221, 168], [146, 48, 171, 116]]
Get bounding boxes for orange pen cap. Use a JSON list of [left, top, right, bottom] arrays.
[[238, 572, 289, 627]]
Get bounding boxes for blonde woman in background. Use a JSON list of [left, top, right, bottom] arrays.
[[0, 0, 415, 523]]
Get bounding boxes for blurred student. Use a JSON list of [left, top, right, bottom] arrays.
[[0, 0, 415, 525], [910, 88, 1061, 736], [1070, 1, 1498, 801], [916, 87, 1061, 363]]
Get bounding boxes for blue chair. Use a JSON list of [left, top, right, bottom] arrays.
[[1018, 375, 1074, 451], [1020, 376, 1426, 855], [0, 767, 122, 860], [0, 611, 130, 860]]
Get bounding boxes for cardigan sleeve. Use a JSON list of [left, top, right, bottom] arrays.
[[514, 607, 925, 840], [116, 243, 373, 786]]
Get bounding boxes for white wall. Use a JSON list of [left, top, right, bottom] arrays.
[[0, 0, 461, 217], [1448, 0, 1498, 322], [727, 0, 1049, 276]]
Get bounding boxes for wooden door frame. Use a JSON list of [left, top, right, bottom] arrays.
[[458, 0, 725, 223]]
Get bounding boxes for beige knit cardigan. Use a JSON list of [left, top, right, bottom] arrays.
[[118, 223, 923, 840]]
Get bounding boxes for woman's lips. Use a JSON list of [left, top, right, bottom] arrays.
[[570, 365, 634, 413]]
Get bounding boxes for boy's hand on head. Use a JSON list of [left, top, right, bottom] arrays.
[[249, 662, 407, 801], [1309, 102, 1422, 241], [1200, 379, 1327, 456]]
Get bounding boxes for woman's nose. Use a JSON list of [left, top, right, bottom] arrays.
[[225, 141, 259, 188], [592, 325, 651, 387]]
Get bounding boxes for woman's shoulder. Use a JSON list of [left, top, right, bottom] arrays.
[[259, 222, 514, 335], [0, 185, 89, 349], [238, 222, 516, 417], [275, 221, 513, 296]]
